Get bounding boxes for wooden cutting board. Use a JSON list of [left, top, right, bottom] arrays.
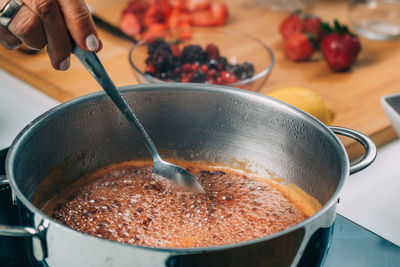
[[0, 0, 398, 159]]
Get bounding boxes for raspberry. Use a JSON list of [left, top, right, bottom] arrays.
[[200, 64, 209, 73], [181, 63, 192, 73], [220, 71, 237, 84], [206, 44, 220, 60], [145, 64, 156, 75]]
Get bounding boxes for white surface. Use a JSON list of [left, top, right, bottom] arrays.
[[337, 138, 400, 246], [0, 69, 59, 150], [0, 68, 399, 247]]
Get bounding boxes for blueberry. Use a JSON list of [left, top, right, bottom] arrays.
[[207, 59, 218, 69], [191, 70, 207, 83], [218, 57, 228, 70]]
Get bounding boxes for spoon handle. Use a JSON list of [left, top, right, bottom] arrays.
[[72, 44, 160, 160]]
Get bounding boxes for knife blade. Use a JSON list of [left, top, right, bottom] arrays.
[[91, 13, 137, 44]]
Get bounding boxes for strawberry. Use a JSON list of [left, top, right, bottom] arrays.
[[185, 0, 212, 11], [279, 13, 303, 39], [123, 0, 150, 15], [190, 3, 228, 26], [302, 16, 322, 40], [211, 3, 228, 26], [190, 10, 215, 26], [321, 20, 361, 71], [141, 23, 169, 43], [120, 13, 142, 36], [143, 1, 171, 27], [279, 10, 322, 40], [168, 8, 191, 29], [284, 31, 315, 61]]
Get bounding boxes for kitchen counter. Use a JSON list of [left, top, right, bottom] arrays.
[[1, 68, 400, 251], [1, 0, 400, 159]]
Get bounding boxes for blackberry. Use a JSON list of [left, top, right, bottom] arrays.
[[148, 39, 172, 55], [180, 45, 207, 64], [228, 62, 255, 80], [191, 70, 207, 83], [243, 62, 255, 78], [149, 49, 174, 73]]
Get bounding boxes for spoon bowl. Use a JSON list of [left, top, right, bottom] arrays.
[[71, 44, 205, 194]]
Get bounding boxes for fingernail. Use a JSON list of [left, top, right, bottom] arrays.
[[24, 44, 41, 51], [85, 33, 99, 51], [59, 56, 70, 71]]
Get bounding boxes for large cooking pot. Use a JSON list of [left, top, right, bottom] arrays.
[[0, 83, 375, 267]]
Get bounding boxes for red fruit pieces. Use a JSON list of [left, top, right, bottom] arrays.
[[321, 33, 361, 71], [120, 13, 142, 36], [185, 0, 211, 11], [211, 3, 228, 25], [284, 32, 315, 61], [190, 3, 228, 26], [123, 0, 150, 15], [121, 0, 229, 40]]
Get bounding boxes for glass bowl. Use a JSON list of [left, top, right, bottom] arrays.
[[128, 28, 275, 91]]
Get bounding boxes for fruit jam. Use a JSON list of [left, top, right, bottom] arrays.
[[42, 161, 321, 248]]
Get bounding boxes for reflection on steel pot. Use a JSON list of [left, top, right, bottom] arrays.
[[0, 83, 376, 267]]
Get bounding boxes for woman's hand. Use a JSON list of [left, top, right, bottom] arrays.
[[0, 0, 102, 70]]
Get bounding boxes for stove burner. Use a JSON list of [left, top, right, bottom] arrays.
[[0, 148, 399, 266]]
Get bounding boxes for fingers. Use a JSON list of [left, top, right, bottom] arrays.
[[0, 0, 102, 71], [7, 5, 46, 50], [22, 0, 71, 70], [57, 0, 102, 52], [0, 25, 21, 49]]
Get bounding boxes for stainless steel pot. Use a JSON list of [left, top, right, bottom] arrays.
[[0, 83, 376, 267]]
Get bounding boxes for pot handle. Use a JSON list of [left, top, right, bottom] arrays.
[[0, 175, 38, 237], [0, 175, 48, 262], [329, 126, 377, 175]]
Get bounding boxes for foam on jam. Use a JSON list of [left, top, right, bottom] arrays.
[[42, 160, 321, 248]]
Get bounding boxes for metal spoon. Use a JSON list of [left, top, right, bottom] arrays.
[[72, 44, 205, 194]]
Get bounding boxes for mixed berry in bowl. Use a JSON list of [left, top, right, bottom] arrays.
[[129, 29, 275, 91], [143, 40, 255, 84]]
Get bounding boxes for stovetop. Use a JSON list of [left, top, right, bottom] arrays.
[[1, 148, 399, 267]]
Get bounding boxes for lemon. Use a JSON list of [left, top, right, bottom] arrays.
[[267, 87, 335, 124]]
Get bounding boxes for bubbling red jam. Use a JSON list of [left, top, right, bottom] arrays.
[[42, 160, 320, 248]]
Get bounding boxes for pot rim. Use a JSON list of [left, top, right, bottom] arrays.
[[5, 83, 349, 253]]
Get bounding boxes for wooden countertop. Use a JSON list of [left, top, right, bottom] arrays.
[[0, 0, 398, 158]]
